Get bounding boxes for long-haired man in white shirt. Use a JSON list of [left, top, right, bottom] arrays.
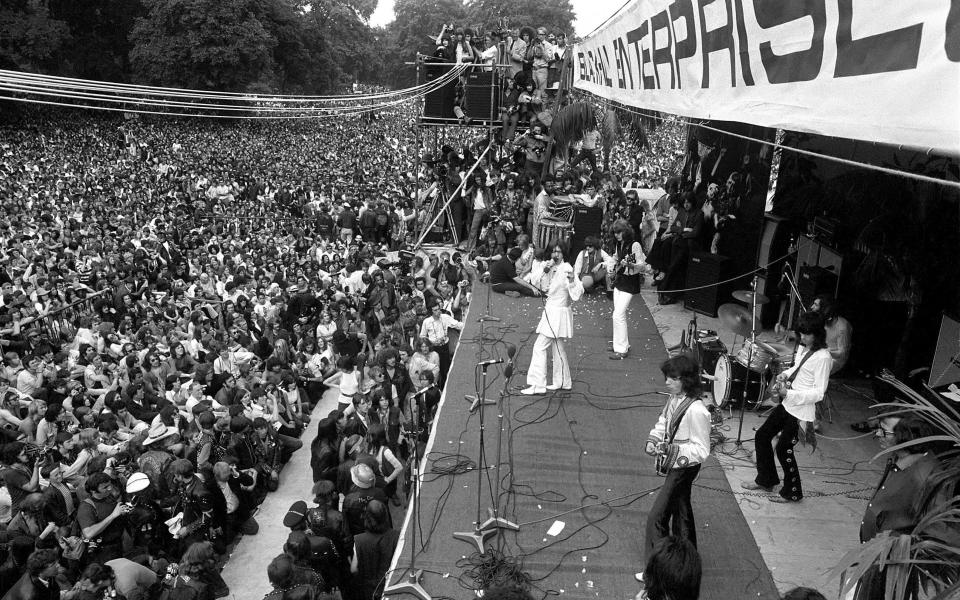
[[743, 312, 832, 502]]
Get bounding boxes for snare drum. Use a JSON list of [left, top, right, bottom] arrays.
[[536, 218, 573, 250], [735, 341, 776, 372]]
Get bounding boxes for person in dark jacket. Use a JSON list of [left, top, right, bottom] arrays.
[[310, 417, 339, 484], [350, 500, 399, 600], [2, 548, 61, 600]]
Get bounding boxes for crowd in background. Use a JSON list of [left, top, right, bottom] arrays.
[[0, 41, 711, 598]]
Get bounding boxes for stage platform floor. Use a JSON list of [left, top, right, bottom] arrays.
[[386, 284, 780, 600]]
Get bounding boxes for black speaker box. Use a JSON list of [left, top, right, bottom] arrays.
[[683, 252, 731, 317], [423, 63, 457, 120], [797, 265, 838, 305], [569, 206, 603, 258], [463, 70, 500, 122]]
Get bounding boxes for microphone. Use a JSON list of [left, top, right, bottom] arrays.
[[478, 343, 517, 368]]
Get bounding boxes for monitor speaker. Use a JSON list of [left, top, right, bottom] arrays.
[[463, 70, 500, 122], [569, 206, 603, 258], [423, 63, 457, 120], [683, 253, 731, 317]]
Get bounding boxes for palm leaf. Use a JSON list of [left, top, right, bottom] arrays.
[[549, 102, 595, 157], [600, 109, 619, 155]]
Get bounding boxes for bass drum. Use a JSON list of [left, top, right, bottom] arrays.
[[711, 354, 732, 409], [711, 356, 766, 408]]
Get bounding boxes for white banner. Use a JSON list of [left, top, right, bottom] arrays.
[[573, 0, 960, 155]]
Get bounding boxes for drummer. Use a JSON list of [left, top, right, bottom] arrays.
[[811, 295, 852, 374]]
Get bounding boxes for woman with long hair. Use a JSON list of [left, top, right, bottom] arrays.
[[363, 423, 404, 501], [608, 219, 648, 360], [743, 312, 832, 502]]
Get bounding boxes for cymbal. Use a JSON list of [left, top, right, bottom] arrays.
[[718, 303, 761, 338], [732, 290, 770, 305]]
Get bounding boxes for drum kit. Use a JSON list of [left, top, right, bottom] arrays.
[[689, 277, 798, 444]]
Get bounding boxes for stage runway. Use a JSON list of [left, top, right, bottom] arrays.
[[386, 283, 779, 600]]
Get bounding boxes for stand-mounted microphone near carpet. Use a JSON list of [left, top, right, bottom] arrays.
[[466, 344, 516, 412], [454, 342, 520, 554]]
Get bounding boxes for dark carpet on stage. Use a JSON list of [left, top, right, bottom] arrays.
[[389, 284, 779, 600]]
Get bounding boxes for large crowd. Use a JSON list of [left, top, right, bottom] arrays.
[[0, 22, 724, 597]]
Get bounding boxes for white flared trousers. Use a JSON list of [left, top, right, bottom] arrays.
[[526, 333, 571, 388], [612, 288, 635, 353]]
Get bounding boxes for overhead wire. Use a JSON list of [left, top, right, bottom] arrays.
[[0, 67, 461, 102], [0, 65, 468, 118]]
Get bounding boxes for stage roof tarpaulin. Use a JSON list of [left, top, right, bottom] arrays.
[[572, 0, 960, 155]]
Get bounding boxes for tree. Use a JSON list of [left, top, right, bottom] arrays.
[[465, 0, 575, 38], [382, 0, 468, 88], [129, 0, 279, 92], [0, 0, 70, 72], [49, 0, 147, 81]]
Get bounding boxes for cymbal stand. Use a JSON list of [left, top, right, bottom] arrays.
[[735, 275, 761, 447], [382, 424, 431, 600]]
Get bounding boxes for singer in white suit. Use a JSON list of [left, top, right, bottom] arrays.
[[521, 241, 584, 395]]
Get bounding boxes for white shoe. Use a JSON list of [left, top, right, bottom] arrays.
[[546, 383, 571, 391], [520, 386, 546, 395]]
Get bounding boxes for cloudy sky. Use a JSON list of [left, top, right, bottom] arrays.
[[369, 0, 626, 38]]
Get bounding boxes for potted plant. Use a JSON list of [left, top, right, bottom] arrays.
[[828, 371, 960, 600]]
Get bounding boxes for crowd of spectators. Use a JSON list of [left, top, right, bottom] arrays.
[[0, 104, 478, 600], [0, 41, 714, 597]]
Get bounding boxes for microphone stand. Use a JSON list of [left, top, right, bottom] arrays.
[[477, 358, 519, 538], [477, 268, 500, 322], [454, 345, 518, 553], [382, 424, 431, 600], [454, 362, 498, 553]]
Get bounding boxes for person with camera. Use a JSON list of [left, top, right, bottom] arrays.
[[1, 441, 41, 517], [77, 472, 132, 566]]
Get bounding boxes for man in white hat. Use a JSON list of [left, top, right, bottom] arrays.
[[342, 463, 390, 536]]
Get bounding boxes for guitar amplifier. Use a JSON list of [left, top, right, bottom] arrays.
[[570, 205, 603, 258], [683, 252, 732, 317]]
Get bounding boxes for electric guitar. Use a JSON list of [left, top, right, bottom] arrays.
[[609, 253, 636, 285]]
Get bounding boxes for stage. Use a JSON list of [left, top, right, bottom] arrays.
[[386, 284, 779, 600]]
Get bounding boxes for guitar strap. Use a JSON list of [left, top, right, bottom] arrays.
[[666, 395, 697, 446], [786, 348, 815, 385]]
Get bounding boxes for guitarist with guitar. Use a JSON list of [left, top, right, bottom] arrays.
[[644, 355, 711, 555], [608, 220, 647, 360]]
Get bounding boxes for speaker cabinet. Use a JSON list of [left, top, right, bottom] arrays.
[[570, 206, 603, 258], [797, 265, 838, 306], [423, 63, 457, 120], [683, 253, 731, 317], [463, 70, 500, 122]]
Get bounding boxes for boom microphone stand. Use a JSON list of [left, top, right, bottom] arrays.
[[382, 424, 431, 600], [477, 350, 520, 538], [453, 345, 518, 552]]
